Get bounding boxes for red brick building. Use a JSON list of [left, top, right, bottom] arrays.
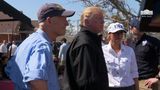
[[0, 0, 34, 43]]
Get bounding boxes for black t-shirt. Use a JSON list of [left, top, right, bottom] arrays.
[[132, 34, 160, 79]]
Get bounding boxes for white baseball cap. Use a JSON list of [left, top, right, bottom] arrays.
[[107, 22, 126, 33]]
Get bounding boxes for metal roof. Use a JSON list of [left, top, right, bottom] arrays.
[[0, 0, 34, 31]]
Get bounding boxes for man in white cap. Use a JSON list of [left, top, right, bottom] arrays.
[[5, 3, 75, 90]]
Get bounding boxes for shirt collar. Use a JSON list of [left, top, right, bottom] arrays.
[[36, 28, 52, 43], [108, 42, 125, 53]]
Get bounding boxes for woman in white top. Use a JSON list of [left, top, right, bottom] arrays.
[[102, 22, 139, 90]]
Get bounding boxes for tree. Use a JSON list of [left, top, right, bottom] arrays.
[[66, 20, 79, 36], [66, 19, 74, 35], [69, 0, 142, 21]]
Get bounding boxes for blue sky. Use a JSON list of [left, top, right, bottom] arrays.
[[5, 0, 140, 21], [5, 0, 84, 21]]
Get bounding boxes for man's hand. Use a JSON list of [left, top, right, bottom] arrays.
[[145, 78, 159, 88]]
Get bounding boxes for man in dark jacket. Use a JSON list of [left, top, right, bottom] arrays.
[[130, 18, 160, 90], [64, 6, 109, 90]]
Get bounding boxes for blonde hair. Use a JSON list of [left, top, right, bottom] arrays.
[[80, 6, 104, 26]]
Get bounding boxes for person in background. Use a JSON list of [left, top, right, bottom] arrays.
[[6, 41, 12, 50], [58, 38, 70, 66], [0, 40, 8, 79], [5, 3, 75, 90], [52, 41, 61, 70], [0, 40, 8, 73], [64, 6, 109, 90], [0, 40, 7, 56], [102, 22, 139, 90], [58, 38, 70, 90], [8, 41, 17, 56], [129, 18, 160, 90]]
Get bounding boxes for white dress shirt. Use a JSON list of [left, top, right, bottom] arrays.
[[9, 44, 17, 56], [102, 43, 139, 87], [0, 43, 7, 53]]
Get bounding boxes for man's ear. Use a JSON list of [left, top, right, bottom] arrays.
[[46, 17, 52, 24]]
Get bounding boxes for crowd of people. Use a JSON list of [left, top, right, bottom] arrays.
[[0, 40, 18, 79], [0, 2, 159, 90]]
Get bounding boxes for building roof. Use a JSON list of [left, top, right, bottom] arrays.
[[0, 0, 34, 31]]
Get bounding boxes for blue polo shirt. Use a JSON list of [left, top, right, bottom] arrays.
[[5, 29, 60, 90]]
